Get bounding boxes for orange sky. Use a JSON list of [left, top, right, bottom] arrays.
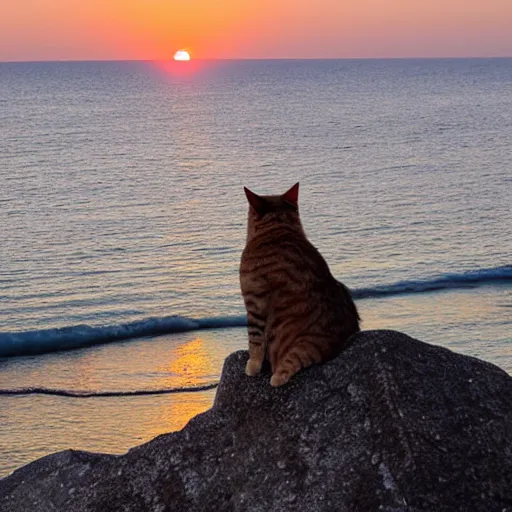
[[1, 0, 511, 61]]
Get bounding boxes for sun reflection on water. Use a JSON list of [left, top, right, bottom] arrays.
[[0, 329, 245, 477], [159, 336, 218, 387], [153, 58, 212, 78]]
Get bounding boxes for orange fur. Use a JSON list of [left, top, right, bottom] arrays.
[[240, 183, 360, 387]]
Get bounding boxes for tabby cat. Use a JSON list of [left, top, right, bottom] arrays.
[[240, 182, 360, 387]]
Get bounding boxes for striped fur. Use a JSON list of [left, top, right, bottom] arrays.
[[240, 182, 360, 387]]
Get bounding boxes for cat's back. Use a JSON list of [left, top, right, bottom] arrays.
[[243, 223, 307, 258], [241, 222, 333, 287]]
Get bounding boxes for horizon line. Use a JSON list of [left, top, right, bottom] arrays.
[[1, 55, 512, 64]]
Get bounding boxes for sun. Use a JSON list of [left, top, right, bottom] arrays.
[[174, 50, 191, 61]]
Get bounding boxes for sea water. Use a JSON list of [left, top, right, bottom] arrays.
[[1, 59, 511, 476]]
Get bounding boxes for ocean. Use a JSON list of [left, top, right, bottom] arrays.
[[0, 58, 511, 477]]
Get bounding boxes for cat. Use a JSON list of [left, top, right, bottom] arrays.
[[240, 182, 360, 387]]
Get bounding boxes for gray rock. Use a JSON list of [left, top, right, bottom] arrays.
[[1, 330, 511, 512]]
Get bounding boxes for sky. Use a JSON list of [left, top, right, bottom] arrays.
[[1, 0, 511, 61]]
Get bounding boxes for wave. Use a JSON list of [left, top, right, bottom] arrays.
[[0, 383, 218, 398], [0, 315, 247, 358], [351, 265, 511, 299], [0, 266, 509, 358]]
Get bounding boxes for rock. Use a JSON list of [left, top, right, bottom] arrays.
[[1, 330, 511, 512]]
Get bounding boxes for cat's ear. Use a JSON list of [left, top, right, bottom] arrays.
[[244, 187, 266, 216], [282, 182, 299, 206]]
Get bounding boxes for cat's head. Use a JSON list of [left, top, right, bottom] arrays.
[[243, 183, 301, 233]]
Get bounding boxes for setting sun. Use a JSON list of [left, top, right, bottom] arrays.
[[174, 49, 190, 61]]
